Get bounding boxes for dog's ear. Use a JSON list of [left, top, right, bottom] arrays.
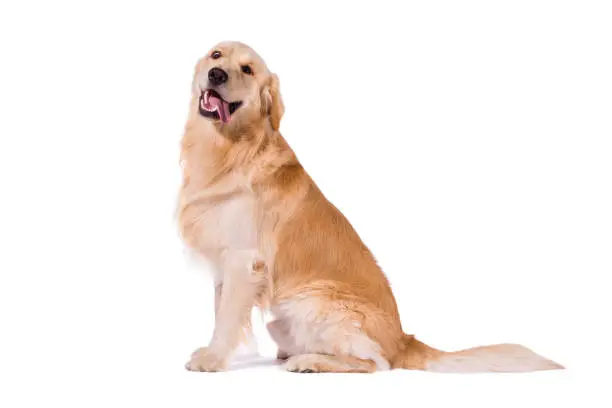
[[261, 74, 284, 131]]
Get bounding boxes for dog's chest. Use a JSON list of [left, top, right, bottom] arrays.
[[179, 135, 260, 253], [195, 193, 259, 251]]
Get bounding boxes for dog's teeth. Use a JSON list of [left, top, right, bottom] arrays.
[[199, 91, 218, 113]]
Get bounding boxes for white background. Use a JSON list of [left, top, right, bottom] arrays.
[[1, 1, 611, 407]]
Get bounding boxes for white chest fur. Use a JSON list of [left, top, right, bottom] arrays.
[[179, 127, 263, 272], [180, 189, 259, 255], [203, 193, 258, 250]]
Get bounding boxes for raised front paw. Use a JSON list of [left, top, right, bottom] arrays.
[[185, 347, 228, 372]]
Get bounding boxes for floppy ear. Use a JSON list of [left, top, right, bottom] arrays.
[[262, 74, 284, 131]]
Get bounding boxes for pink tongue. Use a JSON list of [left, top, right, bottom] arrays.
[[209, 94, 231, 123]]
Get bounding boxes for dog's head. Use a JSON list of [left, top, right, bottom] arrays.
[[192, 41, 284, 132]]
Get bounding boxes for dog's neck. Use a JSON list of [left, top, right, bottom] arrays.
[[181, 105, 291, 185]]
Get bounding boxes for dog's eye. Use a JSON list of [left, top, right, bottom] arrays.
[[241, 65, 253, 75], [211, 51, 221, 59]]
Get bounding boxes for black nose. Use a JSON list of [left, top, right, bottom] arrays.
[[208, 67, 228, 86]]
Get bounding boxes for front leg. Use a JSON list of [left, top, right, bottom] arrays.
[[210, 280, 259, 356], [186, 250, 262, 372], [214, 281, 223, 324]]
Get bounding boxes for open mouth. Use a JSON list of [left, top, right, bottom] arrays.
[[198, 89, 242, 124]]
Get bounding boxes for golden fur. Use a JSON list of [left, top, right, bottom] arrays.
[[177, 41, 563, 373]]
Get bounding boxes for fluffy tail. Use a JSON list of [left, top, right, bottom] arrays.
[[392, 335, 564, 373]]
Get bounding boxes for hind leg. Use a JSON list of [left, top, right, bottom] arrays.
[[285, 354, 376, 373], [271, 297, 392, 372], [267, 318, 376, 371]]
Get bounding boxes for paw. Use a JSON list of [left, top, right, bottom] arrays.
[[185, 347, 228, 372], [276, 349, 291, 360], [284, 355, 319, 373]]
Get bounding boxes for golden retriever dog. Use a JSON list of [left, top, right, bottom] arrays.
[[177, 41, 563, 373]]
